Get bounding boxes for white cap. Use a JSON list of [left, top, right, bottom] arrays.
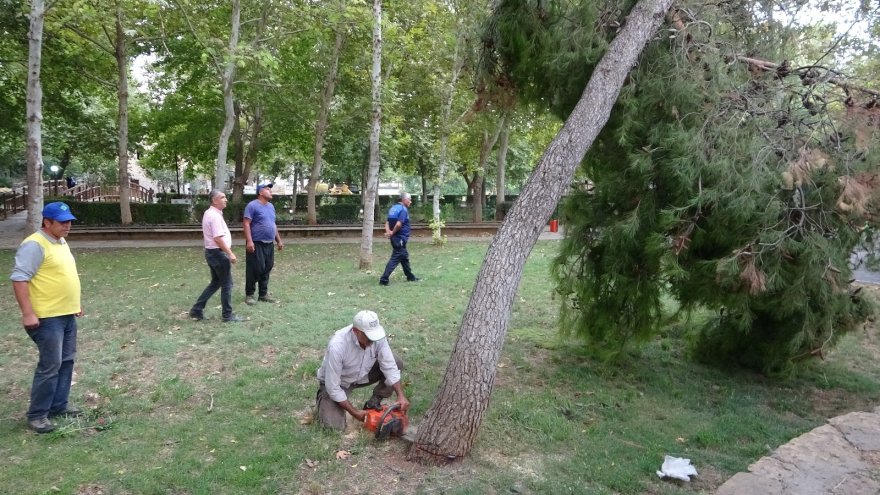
[[353, 310, 386, 341]]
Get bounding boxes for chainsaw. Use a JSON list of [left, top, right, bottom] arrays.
[[363, 403, 409, 440]]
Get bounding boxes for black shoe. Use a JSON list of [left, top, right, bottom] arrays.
[[407, 277, 421, 282], [49, 406, 83, 418], [363, 396, 383, 410], [189, 311, 204, 321], [379, 280, 389, 286], [28, 417, 55, 434], [258, 295, 279, 303], [223, 314, 247, 323]]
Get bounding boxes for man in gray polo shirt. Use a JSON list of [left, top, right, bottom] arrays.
[[315, 310, 409, 430]]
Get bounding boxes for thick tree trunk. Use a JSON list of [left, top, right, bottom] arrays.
[[408, 0, 675, 465], [115, 5, 132, 225], [495, 113, 509, 219], [308, 0, 346, 225], [25, 0, 45, 232], [359, 0, 382, 270], [215, 0, 240, 191]]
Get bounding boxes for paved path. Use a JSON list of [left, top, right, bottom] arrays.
[[3, 211, 879, 493], [716, 407, 880, 494]]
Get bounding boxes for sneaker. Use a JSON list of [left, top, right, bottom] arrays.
[[28, 417, 55, 434], [245, 296, 257, 306], [258, 295, 278, 303], [407, 277, 421, 282], [188, 311, 204, 321], [49, 406, 83, 418], [223, 314, 247, 323], [363, 396, 383, 410]]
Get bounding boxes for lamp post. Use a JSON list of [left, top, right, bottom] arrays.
[[49, 165, 60, 196]]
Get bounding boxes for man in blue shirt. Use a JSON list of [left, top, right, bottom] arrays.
[[243, 182, 284, 305], [379, 192, 419, 285]]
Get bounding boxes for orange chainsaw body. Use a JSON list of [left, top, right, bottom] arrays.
[[363, 404, 408, 439]]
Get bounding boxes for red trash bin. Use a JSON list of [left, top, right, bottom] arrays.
[[549, 219, 558, 233]]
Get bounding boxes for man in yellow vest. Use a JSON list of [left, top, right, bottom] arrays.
[[10, 202, 83, 433]]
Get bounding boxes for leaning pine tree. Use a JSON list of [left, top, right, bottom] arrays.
[[541, 4, 880, 373], [409, 0, 676, 464]]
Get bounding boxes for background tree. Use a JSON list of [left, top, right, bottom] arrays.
[[24, 0, 47, 231], [306, 0, 347, 225], [214, 0, 239, 191], [358, 0, 383, 270]]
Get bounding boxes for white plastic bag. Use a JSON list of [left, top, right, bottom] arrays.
[[656, 455, 698, 481]]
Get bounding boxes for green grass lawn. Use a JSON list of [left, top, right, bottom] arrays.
[[1, 240, 879, 495]]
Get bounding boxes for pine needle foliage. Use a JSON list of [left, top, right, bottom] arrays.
[[484, 0, 880, 373]]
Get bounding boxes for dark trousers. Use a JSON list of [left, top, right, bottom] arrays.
[[379, 236, 415, 284], [27, 315, 77, 420], [316, 354, 404, 430], [191, 249, 233, 319], [245, 241, 275, 297]]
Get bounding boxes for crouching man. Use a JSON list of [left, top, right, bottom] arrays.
[[316, 310, 409, 430]]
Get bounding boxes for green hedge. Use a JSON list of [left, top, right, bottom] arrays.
[[318, 203, 361, 221], [192, 198, 247, 223], [67, 201, 191, 225]]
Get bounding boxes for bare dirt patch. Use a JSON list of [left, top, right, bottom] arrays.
[[296, 438, 434, 495]]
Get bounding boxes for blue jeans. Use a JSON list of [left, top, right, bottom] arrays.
[[380, 236, 416, 284], [191, 249, 233, 319], [27, 315, 77, 420]]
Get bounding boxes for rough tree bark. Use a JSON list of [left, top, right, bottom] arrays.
[[115, 3, 132, 224], [25, 0, 46, 232], [308, 0, 346, 225], [408, 0, 675, 464], [359, 0, 382, 269], [214, 0, 240, 191]]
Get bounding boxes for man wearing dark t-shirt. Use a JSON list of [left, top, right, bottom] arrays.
[[244, 182, 284, 304], [379, 192, 419, 286]]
